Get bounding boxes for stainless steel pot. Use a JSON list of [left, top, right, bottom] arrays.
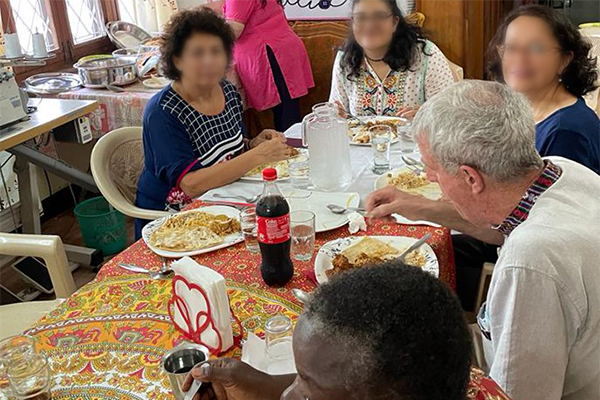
[[73, 57, 137, 88]]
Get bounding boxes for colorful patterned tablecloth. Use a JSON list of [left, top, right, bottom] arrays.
[[21, 203, 507, 400]]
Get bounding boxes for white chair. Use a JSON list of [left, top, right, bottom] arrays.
[[90, 127, 171, 220], [0, 233, 75, 339]]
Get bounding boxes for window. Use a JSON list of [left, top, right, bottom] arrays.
[[65, 0, 106, 45], [0, 0, 119, 81], [116, 0, 136, 24], [8, 0, 58, 54]]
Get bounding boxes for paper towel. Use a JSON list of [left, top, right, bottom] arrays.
[[169, 257, 234, 354]]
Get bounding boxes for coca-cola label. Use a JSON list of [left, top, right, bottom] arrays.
[[257, 214, 290, 244]]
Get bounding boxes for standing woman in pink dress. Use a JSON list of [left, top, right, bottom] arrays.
[[219, 0, 315, 131]]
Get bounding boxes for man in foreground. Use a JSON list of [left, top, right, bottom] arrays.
[[183, 264, 512, 400], [368, 81, 600, 400]]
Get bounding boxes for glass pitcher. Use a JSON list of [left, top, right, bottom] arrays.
[[301, 103, 352, 192]]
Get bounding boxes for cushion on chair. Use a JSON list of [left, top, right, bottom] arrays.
[[0, 299, 64, 340], [109, 138, 144, 205]]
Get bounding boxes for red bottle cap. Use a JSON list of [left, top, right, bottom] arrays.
[[262, 168, 277, 181]]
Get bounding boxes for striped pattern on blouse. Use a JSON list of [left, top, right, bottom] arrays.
[[160, 80, 245, 168]]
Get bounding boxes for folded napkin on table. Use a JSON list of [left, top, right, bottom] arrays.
[[170, 257, 234, 354], [241, 332, 296, 375], [348, 212, 367, 234]]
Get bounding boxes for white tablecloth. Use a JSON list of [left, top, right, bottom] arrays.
[[200, 123, 419, 207]]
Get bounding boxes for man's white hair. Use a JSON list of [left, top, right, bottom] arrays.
[[412, 80, 543, 182]]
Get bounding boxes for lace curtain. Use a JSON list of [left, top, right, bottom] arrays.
[[116, 0, 179, 33]]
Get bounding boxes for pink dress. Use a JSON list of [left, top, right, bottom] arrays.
[[224, 0, 315, 111]]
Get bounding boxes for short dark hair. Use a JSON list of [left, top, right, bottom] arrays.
[[305, 263, 473, 400], [160, 8, 235, 81], [487, 5, 598, 97], [341, 0, 429, 80]]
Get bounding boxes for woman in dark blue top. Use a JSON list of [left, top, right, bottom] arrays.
[[536, 97, 600, 174], [135, 9, 293, 238], [488, 5, 599, 174]]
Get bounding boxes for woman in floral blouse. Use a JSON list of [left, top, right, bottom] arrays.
[[330, 0, 454, 119]]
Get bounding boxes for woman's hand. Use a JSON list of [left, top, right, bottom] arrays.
[[249, 129, 285, 148], [253, 136, 292, 164], [396, 106, 420, 120], [182, 358, 279, 400]]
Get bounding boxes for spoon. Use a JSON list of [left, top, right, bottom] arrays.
[[327, 204, 366, 214], [212, 193, 261, 203], [396, 233, 431, 262], [292, 289, 312, 304], [118, 263, 172, 279], [104, 84, 125, 93]]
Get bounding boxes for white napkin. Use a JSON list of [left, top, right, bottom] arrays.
[[170, 257, 234, 354], [347, 212, 367, 234], [241, 332, 296, 375]]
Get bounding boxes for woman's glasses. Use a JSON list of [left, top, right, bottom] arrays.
[[497, 43, 562, 60], [351, 13, 393, 27]]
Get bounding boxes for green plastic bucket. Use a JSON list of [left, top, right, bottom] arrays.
[[74, 197, 127, 255]]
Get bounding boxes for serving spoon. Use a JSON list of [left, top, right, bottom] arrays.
[[327, 204, 366, 214]]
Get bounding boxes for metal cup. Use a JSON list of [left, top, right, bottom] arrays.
[[162, 342, 210, 400]]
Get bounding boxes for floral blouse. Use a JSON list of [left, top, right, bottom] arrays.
[[329, 40, 454, 116]]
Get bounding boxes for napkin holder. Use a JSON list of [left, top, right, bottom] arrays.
[[168, 257, 242, 355]]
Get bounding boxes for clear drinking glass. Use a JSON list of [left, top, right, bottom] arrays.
[[7, 353, 52, 400], [288, 156, 310, 189], [290, 211, 316, 262], [370, 125, 392, 174], [398, 123, 416, 153], [0, 335, 36, 398], [265, 315, 295, 375], [240, 206, 259, 253]]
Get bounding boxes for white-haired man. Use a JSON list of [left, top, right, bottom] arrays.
[[367, 80, 600, 400]]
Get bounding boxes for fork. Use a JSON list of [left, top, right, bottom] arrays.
[[212, 193, 261, 203]]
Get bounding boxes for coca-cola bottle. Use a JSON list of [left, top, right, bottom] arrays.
[[256, 168, 294, 286]]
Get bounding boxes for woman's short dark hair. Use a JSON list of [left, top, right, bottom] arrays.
[[160, 8, 235, 81], [487, 5, 598, 97], [340, 0, 429, 80]]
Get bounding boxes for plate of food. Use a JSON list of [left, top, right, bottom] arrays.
[[241, 147, 306, 181], [142, 206, 243, 257], [314, 236, 439, 284], [347, 116, 408, 146], [374, 166, 442, 200]]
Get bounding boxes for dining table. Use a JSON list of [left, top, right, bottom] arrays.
[[14, 129, 516, 400]]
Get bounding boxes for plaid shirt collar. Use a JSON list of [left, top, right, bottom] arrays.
[[494, 160, 563, 236]]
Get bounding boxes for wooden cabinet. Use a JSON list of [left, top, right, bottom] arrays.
[[416, 0, 514, 79]]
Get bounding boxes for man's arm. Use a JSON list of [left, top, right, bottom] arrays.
[[366, 187, 505, 245], [184, 358, 295, 400]]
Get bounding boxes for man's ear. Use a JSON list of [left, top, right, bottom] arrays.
[[459, 165, 485, 195]]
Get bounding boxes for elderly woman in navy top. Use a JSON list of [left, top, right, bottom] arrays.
[[488, 5, 600, 174], [135, 9, 291, 238]]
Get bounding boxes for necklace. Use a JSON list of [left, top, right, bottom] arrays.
[[365, 55, 385, 62]]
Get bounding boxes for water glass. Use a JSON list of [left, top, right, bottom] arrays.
[[370, 125, 392, 174], [290, 211, 316, 262], [240, 206, 259, 253], [7, 353, 52, 400], [0, 335, 36, 397], [265, 315, 295, 375], [398, 123, 416, 153], [288, 156, 310, 189]]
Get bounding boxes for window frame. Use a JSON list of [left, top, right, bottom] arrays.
[[1, 0, 120, 82]]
